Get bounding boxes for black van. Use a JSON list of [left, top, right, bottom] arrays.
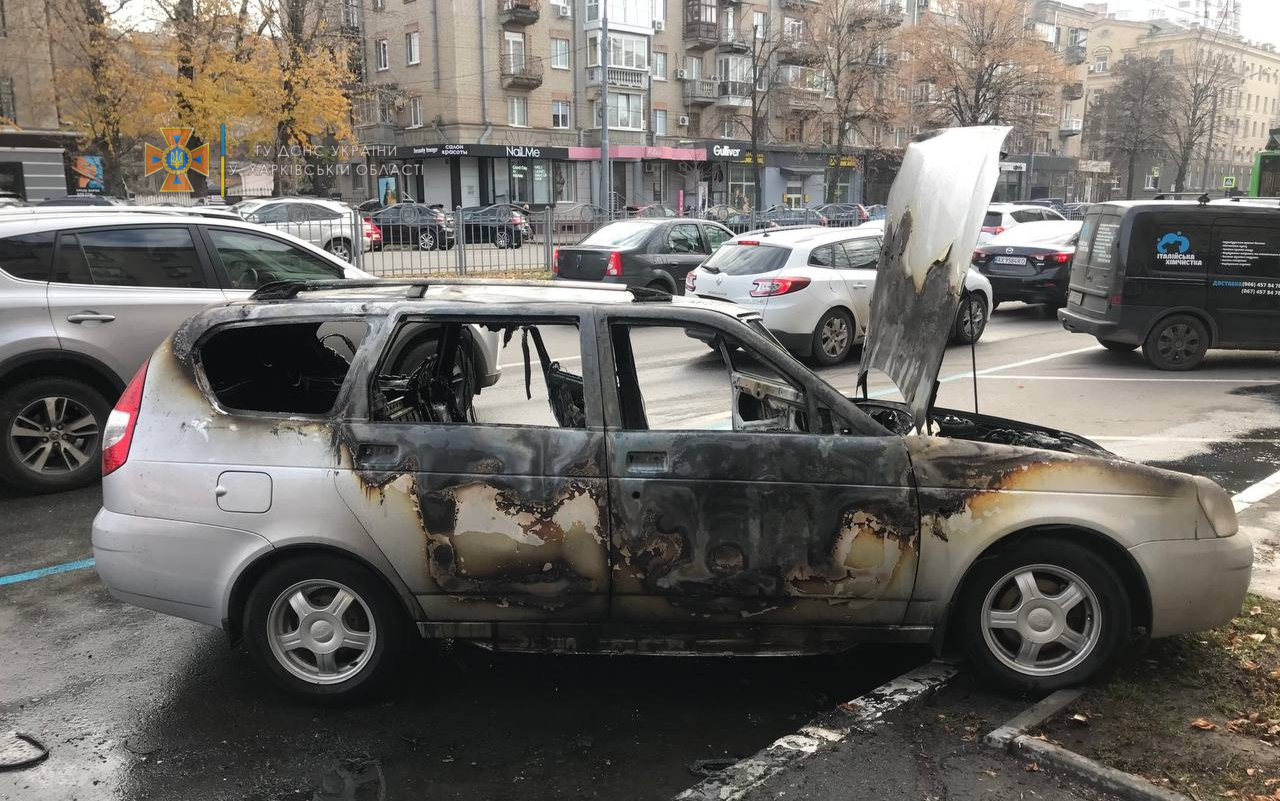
[[1058, 201, 1280, 370]]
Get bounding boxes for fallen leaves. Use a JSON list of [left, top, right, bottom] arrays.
[[1025, 762, 1041, 772], [1070, 712, 1090, 726], [1250, 634, 1268, 644], [1252, 606, 1264, 617], [1193, 718, 1220, 731], [983, 768, 1000, 777]]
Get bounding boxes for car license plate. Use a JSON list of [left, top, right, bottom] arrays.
[[993, 256, 1026, 265], [1069, 290, 1083, 306]]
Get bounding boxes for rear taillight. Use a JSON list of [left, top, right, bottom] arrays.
[[737, 240, 761, 246], [511, 214, 524, 224], [972, 250, 988, 263], [102, 360, 148, 476], [750, 276, 811, 297], [1109, 293, 1123, 307], [606, 251, 622, 276], [685, 272, 696, 292], [552, 247, 560, 275], [981, 226, 1005, 235], [1051, 252, 1072, 264]]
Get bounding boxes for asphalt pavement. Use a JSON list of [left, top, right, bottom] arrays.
[[2, 302, 1278, 800]]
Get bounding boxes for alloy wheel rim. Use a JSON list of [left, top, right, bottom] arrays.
[[330, 242, 350, 259], [421, 231, 435, 250], [8, 396, 99, 475], [980, 564, 1101, 676], [497, 231, 509, 247], [266, 579, 377, 685], [1157, 323, 1199, 363], [961, 298, 984, 339], [821, 316, 849, 358]]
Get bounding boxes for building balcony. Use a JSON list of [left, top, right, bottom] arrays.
[[354, 122, 396, 147], [716, 80, 753, 108], [1059, 118, 1083, 136], [500, 54, 544, 90], [1063, 45, 1086, 66], [684, 20, 717, 50], [787, 90, 824, 112], [585, 65, 651, 90], [778, 38, 821, 66], [1063, 82, 1084, 101], [780, 0, 820, 8], [498, 0, 539, 26], [718, 28, 750, 53], [683, 77, 718, 105]]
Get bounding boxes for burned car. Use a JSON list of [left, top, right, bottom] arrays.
[[92, 128, 1251, 700]]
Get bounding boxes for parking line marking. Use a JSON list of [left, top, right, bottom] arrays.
[[1088, 436, 1280, 443], [1235, 469, 1280, 513], [977, 374, 1280, 384], [844, 344, 1104, 398], [0, 558, 95, 587]]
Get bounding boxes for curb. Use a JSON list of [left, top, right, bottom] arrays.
[[674, 659, 958, 801], [984, 690, 1192, 801]]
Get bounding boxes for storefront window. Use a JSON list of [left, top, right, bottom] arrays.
[[554, 162, 575, 202], [728, 164, 755, 210], [507, 159, 553, 205]]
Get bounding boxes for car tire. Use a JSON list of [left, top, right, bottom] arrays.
[[1142, 315, 1209, 371], [1098, 339, 1138, 353], [952, 293, 988, 345], [0, 377, 110, 494], [325, 238, 353, 261], [495, 229, 511, 249], [417, 229, 438, 251], [958, 537, 1131, 694], [810, 308, 855, 366], [244, 554, 407, 702]]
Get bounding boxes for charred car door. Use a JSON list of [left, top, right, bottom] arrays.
[[600, 311, 919, 628], [335, 314, 610, 622]]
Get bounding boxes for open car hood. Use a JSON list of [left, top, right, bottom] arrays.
[[857, 126, 1010, 432]]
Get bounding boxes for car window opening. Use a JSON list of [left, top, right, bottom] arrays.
[[200, 321, 368, 414], [373, 320, 585, 428]]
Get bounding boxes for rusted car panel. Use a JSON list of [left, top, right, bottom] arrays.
[[858, 126, 1011, 431]]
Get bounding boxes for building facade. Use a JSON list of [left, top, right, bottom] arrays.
[[1082, 0, 1241, 37], [0, 0, 81, 200], [351, 0, 880, 210], [1081, 16, 1280, 198]]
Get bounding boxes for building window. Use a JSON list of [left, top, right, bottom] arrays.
[[588, 35, 598, 67], [1159, 49, 1173, 66], [406, 32, 420, 65], [509, 96, 528, 127], [373, 0, 384, 9], [1093, 47, 1110, 72], [727, 164, 754, 210], [409, 97, 422, 127], [608, 33, 648, 70], [505, 32, 527, 70], [593, 92, 644, 129], [784, 117, 803, 143], [721, 117, 737, 138], [653, 109, 667, 135], [586, 0, 599, 21], [0, 78, 14, 121], [550, 37, 570, 69], [552, 99, 571, 128], [683, 57, 701, 79], [376, 39, 389, 71], [653, 0, 665, 25], [754, 11, 767, 37], [784, 16, 803, 40], [653, 52, 667, 80]]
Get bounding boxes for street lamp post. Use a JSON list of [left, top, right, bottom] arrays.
[[599, 3, 611, 212]]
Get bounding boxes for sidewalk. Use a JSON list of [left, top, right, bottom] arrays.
[[1242, 480, 1280, 600], [737, 677, 1111, 801]]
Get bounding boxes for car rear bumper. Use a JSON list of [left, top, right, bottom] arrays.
[[1057, 307, 1135, 343], [984, 274, 1068, 305], [1130, 532, 1253, 638], [92, 507, 272, 629]]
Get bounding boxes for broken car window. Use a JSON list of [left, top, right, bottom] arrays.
[[199, 321, 368, 414], [610, 323, 809, 433], [373, 319, 587, 428]]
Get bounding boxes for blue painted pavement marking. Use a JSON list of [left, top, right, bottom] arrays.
[[0, 558, 95, 587]]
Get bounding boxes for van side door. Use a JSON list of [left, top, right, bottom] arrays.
[[1209, 219, 1280, 347]]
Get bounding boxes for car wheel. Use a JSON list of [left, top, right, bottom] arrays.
[[244, 554, 407, 702], [325, 238, 353, 261], [418, 229, 437, 251], [958, 537, 1130, 694], [1098, 338, 1138, 353], [1143, 315, 1209, 371], [810, 308, 855, 366], [0, 377, 109, 494], [495, 229, 510, 249], [952, 293, 988, 345]]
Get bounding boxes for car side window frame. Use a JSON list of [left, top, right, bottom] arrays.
[[664, 223, 703, 254], [49, 224, 220, 290], [195, 225, 345, 290]]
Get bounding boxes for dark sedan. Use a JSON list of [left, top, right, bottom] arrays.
[[815, 203, 869, 227], [458, 204, 527, 248], [971, 220, 1082, 312], [717, 205, 828, 234], [370, 203, 455, 250], [553, 218, 734, 294]]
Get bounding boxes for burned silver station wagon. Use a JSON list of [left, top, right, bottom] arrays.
[[92, 129, 1251, 700]]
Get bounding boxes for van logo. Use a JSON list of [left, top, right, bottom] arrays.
[[1156, 232, 1190, 255]]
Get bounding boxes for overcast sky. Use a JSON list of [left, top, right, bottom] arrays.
[[1056, 1, 1280, 49]]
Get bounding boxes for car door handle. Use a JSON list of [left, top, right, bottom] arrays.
[[848, 283, 869, 289], [626, 451, 668, 472], [66, 312, 116, 324], [355, 442, 401, 465]]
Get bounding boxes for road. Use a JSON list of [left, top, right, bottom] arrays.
[[2, 303, 1278, 800]]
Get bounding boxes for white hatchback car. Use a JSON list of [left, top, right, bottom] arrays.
[[685, 226, 993, 365], [979, 203, 1067, 244]]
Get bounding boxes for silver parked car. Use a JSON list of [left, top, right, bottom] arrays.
[[93, 128, 1250, 701], [0, 210, 498, 493], [229, 197, 374, 260]]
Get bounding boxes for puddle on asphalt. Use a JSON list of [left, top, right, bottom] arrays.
[[1146, 384, 1280, 494]]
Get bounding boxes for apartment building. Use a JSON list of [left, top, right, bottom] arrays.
[[1082, 16, 1280, 196], [1083, 0, 1241, 37], [352, 0, 874, 210], [0, 0, 81, 200]]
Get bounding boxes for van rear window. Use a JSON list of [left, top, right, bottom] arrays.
[[199, 322, 367, 414]]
